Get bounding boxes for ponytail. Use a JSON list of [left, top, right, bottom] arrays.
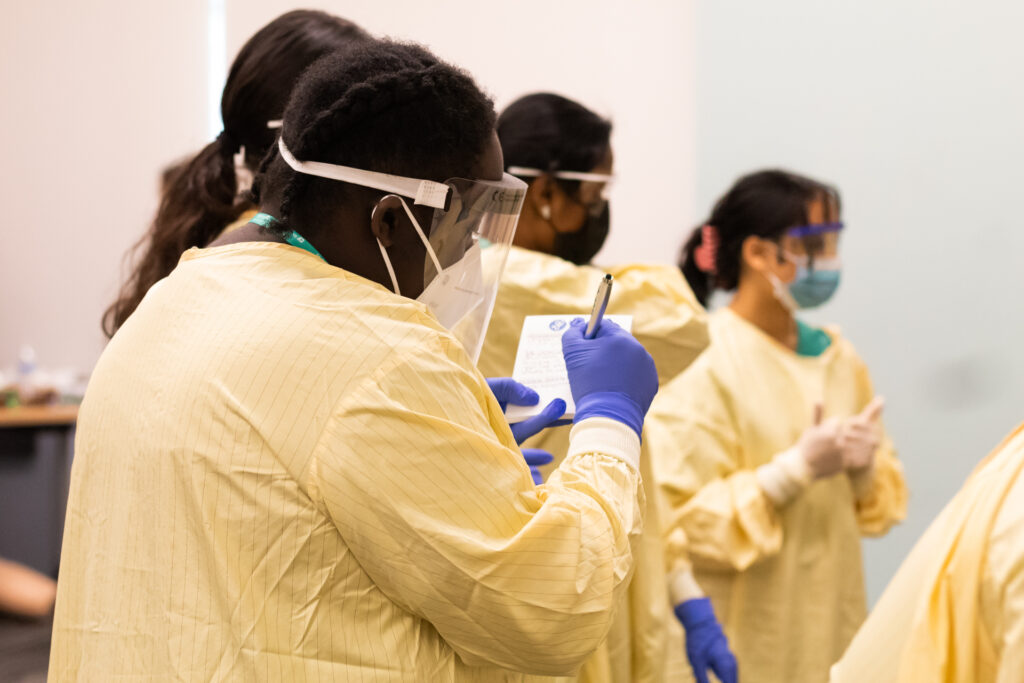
[[680, 226, 712, 307], [102, 10, 371, 337], [102, 135, 246, 337], [676, 169, 838, 309]]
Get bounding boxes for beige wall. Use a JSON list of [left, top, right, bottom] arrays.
[[0, 0, 209, 372], [226, 0, 698, 267], [1, 0, 695, 375]]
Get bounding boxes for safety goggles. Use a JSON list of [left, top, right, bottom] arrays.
[[507, 165, 615, 206], [781, 221, 843, 269]]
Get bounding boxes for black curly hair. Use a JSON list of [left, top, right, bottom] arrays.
[[680, 169, 841, 306], [251, 40, 497, 240], [104, 10, 369, 337], [496, 92, 611, 200]]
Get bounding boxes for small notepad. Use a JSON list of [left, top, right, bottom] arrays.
[[505, 314, 633, 424]]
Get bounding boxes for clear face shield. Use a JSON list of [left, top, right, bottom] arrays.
[[277, 138, 526, 362]]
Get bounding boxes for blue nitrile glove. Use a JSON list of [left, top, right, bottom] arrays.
[[486, 378, 569, 444], [522, 449, 554, 484], [675, 598, 738, 683], [560, 318, 659, 438]]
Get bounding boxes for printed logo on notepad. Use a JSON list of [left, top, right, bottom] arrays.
[[549, 319, 568, 331]]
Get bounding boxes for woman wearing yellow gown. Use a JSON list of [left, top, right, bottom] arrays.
[[647, 169, 908, 683], [478, 94, 732, 683]]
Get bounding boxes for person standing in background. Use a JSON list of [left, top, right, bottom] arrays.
[[478, 93, 734, 683], [102, 10, 370, 336], [647, 169, 907, 682]]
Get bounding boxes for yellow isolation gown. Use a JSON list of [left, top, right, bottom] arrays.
[[478, 245, 710, 682], [49, 242, 647, 681], [646, 307, 907, 683], [831, 423, 1024, 683]]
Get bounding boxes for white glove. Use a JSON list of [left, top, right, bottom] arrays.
[[757, 404, 843, 506], [840, 397, 885, 499], [796, 404, 845, 479], [840, 397, 884, 471]]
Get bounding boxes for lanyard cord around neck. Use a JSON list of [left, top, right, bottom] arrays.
[[250, 212, 325, 262]]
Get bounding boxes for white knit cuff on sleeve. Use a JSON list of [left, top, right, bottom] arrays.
[[668, 565, 705, 604], [567, 417, 641, 471], [756, 446, 813, 507]]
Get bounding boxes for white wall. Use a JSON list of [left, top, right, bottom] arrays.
[[6, 0, 1022, 609], [0, 0, 209, 372], [694, 0, 1024, 601], [224, 0, 697, 266], [2, 0, 695, 371]]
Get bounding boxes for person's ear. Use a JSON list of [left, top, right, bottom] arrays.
[[743, 235, 796, 280], [741, 235, 777, 273], [527, 176, 554, 220], [370, 194, 407, 247]]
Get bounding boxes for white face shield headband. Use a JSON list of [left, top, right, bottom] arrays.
[[276, 137, 527, 361]]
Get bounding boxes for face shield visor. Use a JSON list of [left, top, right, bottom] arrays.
[[278, 138, 526, 362]]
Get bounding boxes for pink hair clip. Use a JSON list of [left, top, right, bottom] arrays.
[[694, 224, 719, 274]]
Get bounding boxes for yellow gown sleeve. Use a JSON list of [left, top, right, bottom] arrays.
[[649, 380, 783, 574], [849, 357, 908, 536], [309, 338, 644, 676], [994, 536, 1024, 683], [981, 454, 1024, 683]]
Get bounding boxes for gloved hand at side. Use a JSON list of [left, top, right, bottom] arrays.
[[560, 318, 658, 438], [675, 597, 738, 683]]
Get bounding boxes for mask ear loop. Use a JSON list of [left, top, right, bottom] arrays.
[[371, 202, 402, 296], [764, 240, 799, 312], [393, 195, 444, 278], [372, 195, 446, 296]]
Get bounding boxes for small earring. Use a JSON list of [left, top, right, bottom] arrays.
[[540, 205, 552, 220]]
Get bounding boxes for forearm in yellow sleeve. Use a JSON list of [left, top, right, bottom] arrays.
[[672, 469, 784, 571], [851, 437, 907, 537], [319, 386, 647, 676]]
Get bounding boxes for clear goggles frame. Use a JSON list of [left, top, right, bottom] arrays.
[[507, 165, 615, 205], [781, 221, 844, 268]]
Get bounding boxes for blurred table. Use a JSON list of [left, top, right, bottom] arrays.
[[0, 405, 78, 428], [0, 405, 78, 576]]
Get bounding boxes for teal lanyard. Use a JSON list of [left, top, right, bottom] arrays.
[[251, 212, 325, 262]]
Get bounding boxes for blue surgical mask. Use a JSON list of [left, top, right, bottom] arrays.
[[768, 254, 842, 311], [789, 267, 841, 308]]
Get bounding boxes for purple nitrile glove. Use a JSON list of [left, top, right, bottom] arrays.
[[560, 318, 658, 438], [486, 377, 568, 444], [675, 598, 738, 683], [522, 449, 554, 484]]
